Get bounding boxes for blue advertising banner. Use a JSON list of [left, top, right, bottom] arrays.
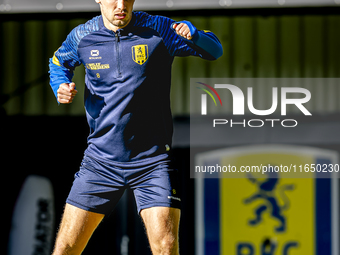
[[195, 145, 339, 255]]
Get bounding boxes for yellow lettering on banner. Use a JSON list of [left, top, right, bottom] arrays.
[[220, 153, 315, 255]]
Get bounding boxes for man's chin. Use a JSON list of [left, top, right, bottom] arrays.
[[114, 19, 130, 29]]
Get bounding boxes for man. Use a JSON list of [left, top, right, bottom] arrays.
[[49, 0, 222, 254]]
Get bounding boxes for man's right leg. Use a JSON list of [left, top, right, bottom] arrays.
[[52, 203, 104, 255]]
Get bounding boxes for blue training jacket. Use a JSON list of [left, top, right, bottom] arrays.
[[49, 11, 223, 163]]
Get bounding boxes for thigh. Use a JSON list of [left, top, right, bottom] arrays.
[[141, 207, 181, 249], [53, 203, 104, 255]]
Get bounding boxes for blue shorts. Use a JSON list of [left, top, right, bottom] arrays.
[[66, 154, 181, 215]]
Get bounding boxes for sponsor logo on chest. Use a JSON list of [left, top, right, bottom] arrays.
[[86, 63, 110, 70], [89, 49, 102, 60]]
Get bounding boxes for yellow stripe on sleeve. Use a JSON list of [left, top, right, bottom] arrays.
[[52, 50, 61, 66]]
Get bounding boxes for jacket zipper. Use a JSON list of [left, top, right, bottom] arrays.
[[115, 32, 122, 78]]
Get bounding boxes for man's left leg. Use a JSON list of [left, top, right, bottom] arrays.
[[140, 207, 180, 255]]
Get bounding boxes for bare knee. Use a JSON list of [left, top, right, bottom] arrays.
[[52, 239, 81, 255], [52, 241, 73, 255], [141, 207, 180, 255], [152, 232, 178, 255]]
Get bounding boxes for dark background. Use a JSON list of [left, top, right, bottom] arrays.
[[2, 116, 193, 255]]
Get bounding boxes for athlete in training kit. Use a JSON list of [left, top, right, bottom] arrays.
[[49, 0, 222, 254]]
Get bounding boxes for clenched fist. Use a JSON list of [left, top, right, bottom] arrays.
[[173, 23, 193, 40], [57, 82, 78, 104]]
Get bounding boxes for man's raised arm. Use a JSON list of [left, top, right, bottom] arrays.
[[171, 21, 223, 60], [133, 12, 223, 60]]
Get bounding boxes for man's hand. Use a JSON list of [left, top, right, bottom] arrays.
[[173, 23, 192, 40], [57, 82, 78, 104]]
